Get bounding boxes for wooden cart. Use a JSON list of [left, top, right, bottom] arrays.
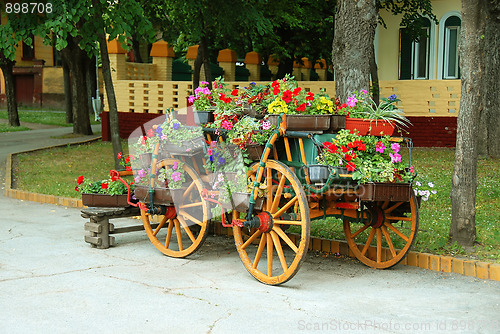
[[130, 115, 419, 285]]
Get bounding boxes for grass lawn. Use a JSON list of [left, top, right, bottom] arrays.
[[0, 108, 100, 132], [12, 141, 500, 263]]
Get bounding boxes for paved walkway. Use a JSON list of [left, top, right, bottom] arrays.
[[0, 125, 499, 333]]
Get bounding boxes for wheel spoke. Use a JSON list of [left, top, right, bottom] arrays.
[[386, 215, 412, 221], [179, 201, 204, 209], [266, 167, 272, 212], [351, 223, 371, 239], [153, 215, 168, 236], [179, 210, 204, 226], [271, 175, 286, 213], [182, 181, 196, 201], [253, 234, 267, 269], [272, 226, 298, 253], [273, 219, 303, 225], [165, 219, 174, 248], [384, 222, 409, 242], [271, 231, 288, 273], [361, 228, 376, 256], [174, 219, 183, 251], [385, 202, 403, 214], [381, 225, 397, 257], [272, 196, 298, 218], [267, 233, 273, 277], [178, 216, 196, 243], [242, 230, 262, 250], [376, 228, 382, 263]]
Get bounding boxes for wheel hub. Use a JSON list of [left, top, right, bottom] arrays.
[[367, 205, 385, 228], [243, 211, 274, 233]]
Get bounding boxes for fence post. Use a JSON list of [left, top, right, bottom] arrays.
[[244, 51, 262, 82], [300, 57, 312, 81], [217, 49, 236, 81], [267, 55, 279, 81], [107, 39, 127, 81], [150, 40, 175, 81]]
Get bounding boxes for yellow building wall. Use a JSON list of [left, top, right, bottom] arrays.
[[377, 0, 461, 81], [14, 35, 54, 67], [42, 67, 64, 94]]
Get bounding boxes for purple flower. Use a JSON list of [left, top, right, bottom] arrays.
[[388, 94, 397, 102], [156, 126, 163, 136], [218, 157, 226, 166], [172, 123, 180, 130]]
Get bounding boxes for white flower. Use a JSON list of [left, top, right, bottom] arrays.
[[428, 182, 434, 187], [415, 181, 421, 187], [431, 190, 437, 195]]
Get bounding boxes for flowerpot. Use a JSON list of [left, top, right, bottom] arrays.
[[163, 136, 205, 156], [357, 182, 411, 202], [307, 165, 330, 184], [82, 193, 131, 207], [242, 104, 265, 119], [210, 171, 240, 188], [230, 192, 265, 212], [134, 186, 185, 205], [326, 114, 346, 133], [268, 114, 331, 131], [245, 143, 265, 161], [194, 110, 214, 125], [345, 118, 395, 136]]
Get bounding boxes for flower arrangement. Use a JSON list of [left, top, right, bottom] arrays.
[[188, 77, 240, 115], [265, 75, 345, 115], [75, 173, 134, 195], [413, 180, 437, 201], [188, 80, 213, 111], [239, 81, 270, 116], [227, 116, 276, 149], [158, 161, 185, 189], [319, 129, 415, 183], [159, 118, 203, 146], [339, 90, 410, 127], [204, 140, 243, 173]]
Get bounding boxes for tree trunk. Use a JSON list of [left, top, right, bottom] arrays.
[[332, 0, 377, 103], [62, 59, 73, 124], [131, 33, 143, 63], [369, 42, 380, 105], [85, 53, 96, 118], [276, 57, 294, 79], [482, 1, 500, 158], [450, 0, 486, 247], [200, 36, 212, 83], [0, 57, 20, 127], [61, 38, 93, 135]]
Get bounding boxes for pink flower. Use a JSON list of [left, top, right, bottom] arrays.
[[391, 143, 401, 153], [188, 95, 195, 104], [207, 148, 213, 155], [375, 141, 385, 153], [171, 171, 182, 182], [347, 95, 358, 107], [361, 89, 368, 94], [173, 161, 178, 170], [409, 166, 415, 173], [389, 153, 402, 163], [261, 120, 271, 130], [210, 141, 217, 148], [221, 120, 233, 130]]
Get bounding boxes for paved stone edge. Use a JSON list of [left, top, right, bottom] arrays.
[[4, 143, 499, 282]]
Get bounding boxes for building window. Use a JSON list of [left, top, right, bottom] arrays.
[[443, 16, 461, 79], [22, 34, 35, 60], [399, 18, 432, 80]]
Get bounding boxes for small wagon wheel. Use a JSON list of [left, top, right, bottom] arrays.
[[343, 192, 419, 268], [233, 160, 310, 285], [140, 158, 210, 258]]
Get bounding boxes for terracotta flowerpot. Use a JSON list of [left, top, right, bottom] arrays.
[[82, 193, 131, 207], [345, 118, 395, 136], [268, 114, 331, 131]]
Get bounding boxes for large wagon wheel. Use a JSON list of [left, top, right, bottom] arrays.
[[141, 158, 210, 258], [343, 192, 419, 268], [233, 160, 310, 285]]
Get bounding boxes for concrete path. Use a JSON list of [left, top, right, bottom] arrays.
[[0, 126, 499, 334]]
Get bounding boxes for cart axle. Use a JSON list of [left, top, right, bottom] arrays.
[[242, 212, 273, 233]]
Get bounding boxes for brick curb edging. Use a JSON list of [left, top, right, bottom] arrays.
[[4, 144, 499, 282]]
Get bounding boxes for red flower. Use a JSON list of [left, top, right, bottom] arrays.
[[306, 92, 315, 101], [111, 175, 118, 181], [147, 128, 155, 137], [346, 162, 356, 172], [296, 103, 306, 112], [141, 136, 147, 145], [293, 87, 301, 96], [273, 86, 280, 95], [271, 80, 280, 88], [75, 186, 79, 192], [126, 166, 132, 171], [323, 142, 338, 154], [77, 175, 84, 185], [231, 89, 238, 96], [125, 155, 131, 164], [356, 142, 366, 151], [344, 154, 353, 162], [341, 146, 349, 153], [282, 90, 293, 103], [117, 152, 122, 159], [101, 182, 109, 190]]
